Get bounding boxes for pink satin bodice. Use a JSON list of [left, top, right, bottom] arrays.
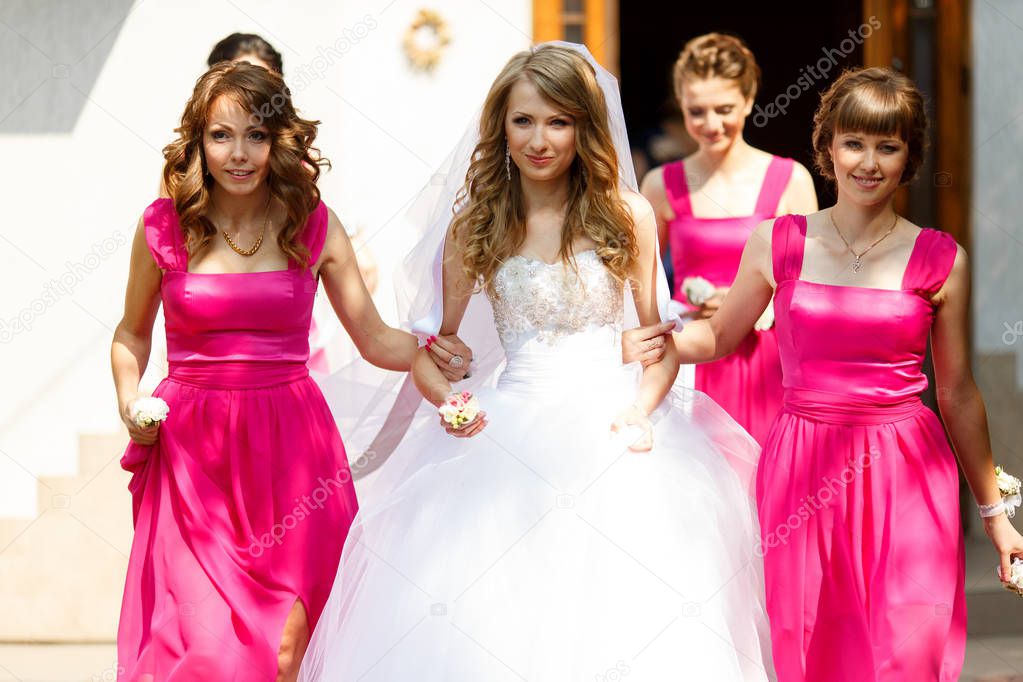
[[664, 156, 794, 302], [143, 198, 327, 375], [771, 214, 957, 419]]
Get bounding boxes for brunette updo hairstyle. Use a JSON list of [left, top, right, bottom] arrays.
[[207, 32, 284, 74], [672, 33, 761, 102], [812, 67, 928, 185]]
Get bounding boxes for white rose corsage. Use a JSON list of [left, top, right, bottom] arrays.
[[997, 466, 1022, 497], [1006, 557, 1023, 597], [979, 466, 1022, 519], [754, 299, 775, 331], [131, 397, 169, 429], [681, 276, 716, 307], [438, 391, 481, 429]]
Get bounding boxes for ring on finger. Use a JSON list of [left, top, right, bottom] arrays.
[[449, 354, 465, 369]]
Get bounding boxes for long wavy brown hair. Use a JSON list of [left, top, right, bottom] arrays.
[[162, 61, 329, 266], [451, 45, 637, 294]]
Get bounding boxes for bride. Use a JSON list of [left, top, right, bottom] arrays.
[[300, 43, 774, 681]]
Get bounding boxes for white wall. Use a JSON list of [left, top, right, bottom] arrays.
[[0, 0, 531, 517], [973, 0, 1023, 386]]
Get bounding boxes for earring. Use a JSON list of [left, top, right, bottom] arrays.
[[505, 143, 511, 181]]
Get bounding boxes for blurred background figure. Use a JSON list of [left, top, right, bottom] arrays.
[[640, 33, 817, 445], [207, 32, 285, 73]]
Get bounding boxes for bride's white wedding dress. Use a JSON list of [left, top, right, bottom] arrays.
[[300, 250, 774, 681]]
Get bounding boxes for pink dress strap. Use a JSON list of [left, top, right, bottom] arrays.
[[901, 228, 957, 295], [771, 214, 806, 284], [143, 198, 187, 271], [296, 201, 329, 268], [753, 157, 795, 216], [661, 160, 692, 217]]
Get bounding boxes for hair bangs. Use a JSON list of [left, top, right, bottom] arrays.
[[833, 81, 914, 142]]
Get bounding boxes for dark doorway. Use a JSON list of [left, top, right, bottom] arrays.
[[619, 1, 866, 202]]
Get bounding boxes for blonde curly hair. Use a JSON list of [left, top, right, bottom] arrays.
[[451, 45, 637, 295]]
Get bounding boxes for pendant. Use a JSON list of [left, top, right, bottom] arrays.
[[852, 256, 863, 273]]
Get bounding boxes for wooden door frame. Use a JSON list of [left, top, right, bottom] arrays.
[[862, 0, 971, 247], [532, 0, 620, 76], [532, 0, 971, 248]]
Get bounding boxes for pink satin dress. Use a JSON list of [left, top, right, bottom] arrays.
[[117, 198, 358, 681], [664, 156, 793, 444], [758, 214, 965, 681]]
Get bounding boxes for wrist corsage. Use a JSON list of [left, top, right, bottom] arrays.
[[438, 391, 481, 429], [978, 466, 1022, 519], [1006, 557, 1023, 597]]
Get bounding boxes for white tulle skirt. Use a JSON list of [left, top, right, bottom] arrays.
[[301, 343, 774, 682]]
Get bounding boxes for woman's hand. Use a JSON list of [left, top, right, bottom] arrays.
[[426, 334, 474, 381], [984, 514, 1023, 584], [610, 404, 654, 452], [120, 396, 161, 446], [622, 321, 674, 366], [437, 411, 488, 438]]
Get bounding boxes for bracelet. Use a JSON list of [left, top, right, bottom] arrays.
[[979, 492, 1021, 519], [979, 501, 1008, 518]]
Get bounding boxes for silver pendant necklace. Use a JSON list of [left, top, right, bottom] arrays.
[[829, 210, 899, 273]]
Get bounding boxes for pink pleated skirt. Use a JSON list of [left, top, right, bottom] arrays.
[[118, 361, 358, 681], [756, 392, 966, 682], [695, 327, 783, 446]]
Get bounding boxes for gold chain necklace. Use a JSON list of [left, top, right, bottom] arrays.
[[220, 199, 270, 257], [829, 210, 899, 273]]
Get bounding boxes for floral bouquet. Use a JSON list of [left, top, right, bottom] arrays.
[[989, 466, 1023, 598], [438, 391, 481, 429], [1006, 557, 1023, 598], [131, 397, 169, 429], [681, 276, 716, 307], [996, 466, 1022, 519]]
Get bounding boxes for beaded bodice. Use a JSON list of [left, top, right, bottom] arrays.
[[487, 250, 623, 350]]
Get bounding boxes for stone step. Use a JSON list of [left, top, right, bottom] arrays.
[[0, 430, 131, 642]]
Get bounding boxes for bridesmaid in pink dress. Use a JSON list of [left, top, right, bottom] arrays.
[[641, 33, 817, 444], [155, 33, 378, 374], [111, 63, 469, 680], [626, 67, 1023, 681]]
